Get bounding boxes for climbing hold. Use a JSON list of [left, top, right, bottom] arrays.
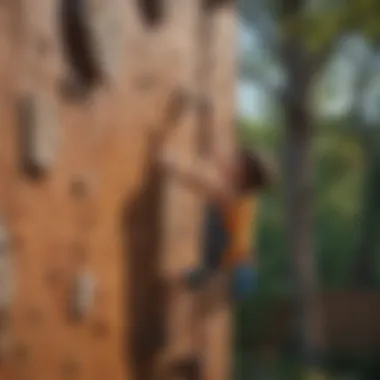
[[0, 219, 13, 313], [60, 0, 128, 91], [70, 173, 97, 199], [0, 219, 13, 361], [17, 93, 60, 179], [164, 87, 193, 124], [137, 0, 164, 28], [69, 271, 96, 322]]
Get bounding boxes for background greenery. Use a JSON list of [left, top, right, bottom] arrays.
[[234, 1, 380, 377], [234, 119, 380, 379], [237, 119, 369, 291]]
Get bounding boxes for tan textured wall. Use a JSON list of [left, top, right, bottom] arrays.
[[0, 1, 236, 380]]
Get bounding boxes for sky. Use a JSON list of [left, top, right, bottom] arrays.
[[236, 81, 263, 121], [236, 21, 265, 121]]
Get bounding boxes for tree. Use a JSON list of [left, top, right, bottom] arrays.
[[350, 52, 380, 287], [319, 35, 380, 287], [238, 0, 380, 375]]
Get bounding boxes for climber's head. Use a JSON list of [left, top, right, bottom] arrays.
[[239, 148, 274, 193], [221, 147, 274, 195]]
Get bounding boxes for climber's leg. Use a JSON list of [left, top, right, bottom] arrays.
[[182, 238, 225, 291], [181, 249, 222, 291], [182, 203, 227, 291]]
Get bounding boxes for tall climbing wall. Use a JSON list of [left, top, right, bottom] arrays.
[[198, 3, 236, 380], [0, 1, 236, 379], [155, 1, 237, 380]]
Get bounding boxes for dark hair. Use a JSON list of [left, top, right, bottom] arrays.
[[237, 148, 273, 194]]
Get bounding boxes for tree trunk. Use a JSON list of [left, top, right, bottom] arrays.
[[282, 35, 324, 370], [354, 133, 380, 288]]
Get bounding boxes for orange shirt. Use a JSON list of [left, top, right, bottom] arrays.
[[221, 194, 258, 268]]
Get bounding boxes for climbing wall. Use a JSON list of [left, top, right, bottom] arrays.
[[156, 1, 237, 380], [156, 1, 204, 375], [197, 3, 236, 380], [0, 1, 236, 380]]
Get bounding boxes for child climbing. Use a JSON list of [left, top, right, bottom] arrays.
[[160, 146, 273, 300]]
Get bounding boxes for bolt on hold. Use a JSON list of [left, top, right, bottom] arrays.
[[61, 0, 128, 90], [17, 93, 60, 179], [69, 271, 96, 322], [0, 218, 14, 313], [0, 218, 14, 362]]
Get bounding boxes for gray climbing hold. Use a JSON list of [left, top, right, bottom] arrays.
[[62, 0, 128, 88], [69, 270, 96, 322], [17, 93, 60, 179], [0, 218, 13, 313]]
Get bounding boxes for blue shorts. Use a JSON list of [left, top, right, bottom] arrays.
[[230, 261, 258, 300]]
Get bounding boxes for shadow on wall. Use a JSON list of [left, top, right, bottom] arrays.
[[121, 133, 168, 380]]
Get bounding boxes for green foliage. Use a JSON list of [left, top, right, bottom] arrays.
[[237, 118, 365, 290], [239, 0, 380, 57], [314, 129, 364, 287], [235, 0, 380, 377], [300, 0, 380, 54]]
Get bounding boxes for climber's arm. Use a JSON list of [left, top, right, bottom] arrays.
[[159, 152, 235, 204]]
